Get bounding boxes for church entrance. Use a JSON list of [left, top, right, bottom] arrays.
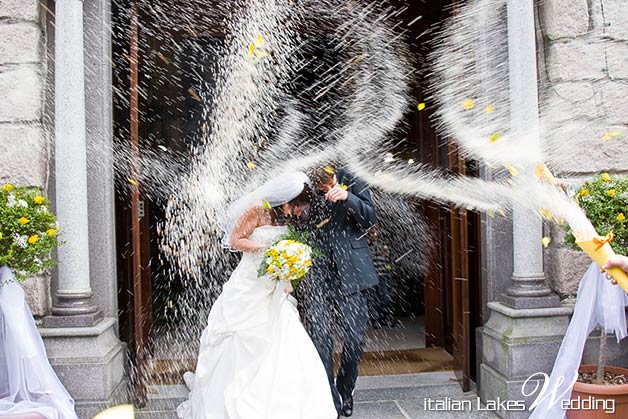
[[112, 0, 482, 402]]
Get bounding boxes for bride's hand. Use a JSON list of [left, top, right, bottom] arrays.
[[284, 282, 294, 294]]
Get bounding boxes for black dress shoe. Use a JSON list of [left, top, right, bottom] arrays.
[[341, 396, 353, 417]]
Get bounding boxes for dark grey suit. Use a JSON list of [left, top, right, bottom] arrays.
[[300, 169, 378, 414]]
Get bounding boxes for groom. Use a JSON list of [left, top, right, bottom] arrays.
[[301, 165, 379, 417]]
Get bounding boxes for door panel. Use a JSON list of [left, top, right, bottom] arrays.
[[448, 143, 471, 392]]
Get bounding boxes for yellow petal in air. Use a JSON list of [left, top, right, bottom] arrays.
[[541, 237, 551, 248], [246, 162, 256, 170], [417, 102, 426, 111], [485, 104, 495, 114], [503, 163, 518, 177], [254, 35, 264, 49], [128, 178, 137, 186], [602, 133, 612, 141], [324, 166, 335, 174], [248, 44, 255, 57], [254, 50, 269, 58], [463, 98, 475, 110], [490, 132, 502, 143]]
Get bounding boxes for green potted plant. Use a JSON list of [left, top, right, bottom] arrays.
[[0, 183, 60, 283], [565, 173, 628, 418]]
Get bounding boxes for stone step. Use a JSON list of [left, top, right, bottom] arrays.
[[136, 411, 178, 419], [353, 371, 470, 402], [137, 371, 471, 416], [141, 384, 188, 413]]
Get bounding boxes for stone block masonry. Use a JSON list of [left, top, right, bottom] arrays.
[[0, 1, 50, 314], [540, 0, 628, 298]]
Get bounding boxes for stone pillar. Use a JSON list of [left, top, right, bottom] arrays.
[[498, 0, 558, 310], [44, 0, 102, 328], [479, 1, 569, 417], [40, 1, 127, 417]]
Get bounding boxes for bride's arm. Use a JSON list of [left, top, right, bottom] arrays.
[[229, 206, 267, 253]]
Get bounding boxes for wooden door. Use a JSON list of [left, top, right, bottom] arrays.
[[448, 143, 471, 392], [115, 1, 154, 404]]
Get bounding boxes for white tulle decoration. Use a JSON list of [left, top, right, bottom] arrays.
[[0, 266, 79, 419], [529, 262, 628, 418]]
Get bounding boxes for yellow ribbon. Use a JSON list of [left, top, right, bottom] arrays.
[[593, 232, 614, 252]]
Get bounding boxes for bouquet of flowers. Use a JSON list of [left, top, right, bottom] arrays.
[[0, 184, 60, 282], [565, 173, 628, 291], [258, 229, 318, 286]]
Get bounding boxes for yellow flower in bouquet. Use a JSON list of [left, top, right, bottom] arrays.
[[259, 239, 313, 283]]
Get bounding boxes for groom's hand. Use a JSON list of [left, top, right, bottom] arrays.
[[324, 185, 349, 203]]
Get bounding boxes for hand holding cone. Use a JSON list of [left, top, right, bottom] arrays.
[[577, 235, 628, 294]]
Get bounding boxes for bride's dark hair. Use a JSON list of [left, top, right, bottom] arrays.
[[288, 183, 314, 207], [272, 183, 314, 225]]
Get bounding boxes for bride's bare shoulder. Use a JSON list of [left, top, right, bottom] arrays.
[[235, 205, 271, 229]]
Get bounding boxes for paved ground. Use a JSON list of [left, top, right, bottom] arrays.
[[138, 371, 501, 419]]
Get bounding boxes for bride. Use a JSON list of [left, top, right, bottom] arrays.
[[176, 172, 338, 419]]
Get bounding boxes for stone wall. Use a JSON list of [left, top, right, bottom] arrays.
[[540, 0, 628, 297], [0, 0, 50, 316]]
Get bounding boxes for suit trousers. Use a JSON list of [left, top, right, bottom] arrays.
[[301, 284, 369, 414]]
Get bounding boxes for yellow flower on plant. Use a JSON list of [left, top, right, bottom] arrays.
[[34, 195, 45, 205], [3, 183, 14, 192], [0, 232, 3, 240], [28, 235, 39, 244], [601, 173, 611, 182], [608, 189, 617, 196], [19, 217, 29, 225], [47, 228, 56, 237], [618, 213, 626, 222], [463, 98, 475, 110], [580, 189, 589, 196]]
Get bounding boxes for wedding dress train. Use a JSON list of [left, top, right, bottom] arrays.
[[176, 226, 337, 419]]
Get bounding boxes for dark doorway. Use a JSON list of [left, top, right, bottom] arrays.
[[112, 0, 483, 397]]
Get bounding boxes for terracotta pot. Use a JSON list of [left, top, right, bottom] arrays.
[[566, 365, 628, 418]]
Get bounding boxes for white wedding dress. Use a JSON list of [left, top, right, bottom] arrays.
[[177, 225, 337, 419]]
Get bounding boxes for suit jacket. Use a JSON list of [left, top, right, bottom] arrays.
[[311, 169, 379, 296]]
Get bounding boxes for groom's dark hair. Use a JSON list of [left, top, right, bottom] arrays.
[[309, 165, 336, 188]]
